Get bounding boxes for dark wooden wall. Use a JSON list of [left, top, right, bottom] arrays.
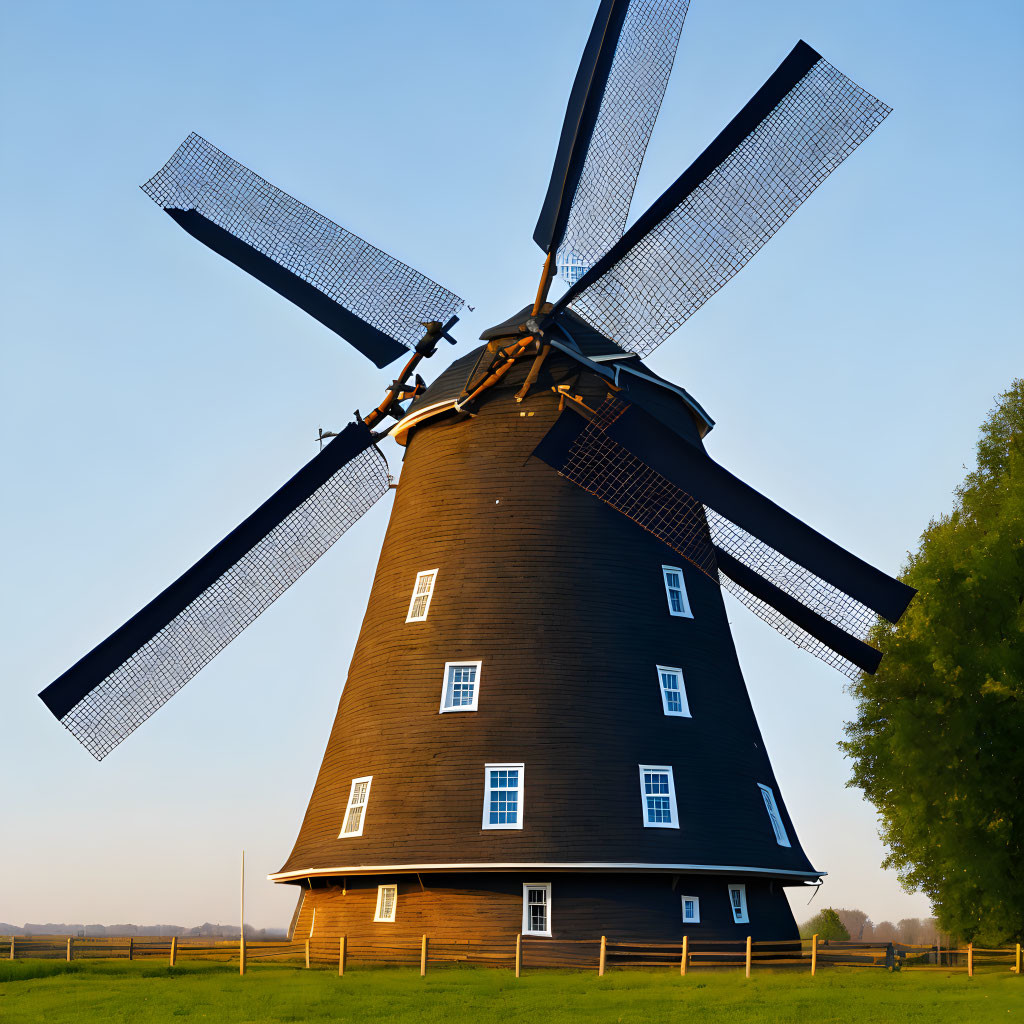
[[291, 872, 800, 944], [277, 352, 818, 882]]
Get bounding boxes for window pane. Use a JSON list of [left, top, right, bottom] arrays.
[[344, 806, 363, 833], [669, 589, 683, 612]]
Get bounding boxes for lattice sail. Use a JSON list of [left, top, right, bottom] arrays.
[[39, 422, 389, 759], [143, 134, 465, 367], [536, 0, 691, 285], [549, 41, 891, 356], [533, 397, 913, 678]]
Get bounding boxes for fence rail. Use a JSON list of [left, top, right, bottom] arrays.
[[3, 933, 1021, 978]]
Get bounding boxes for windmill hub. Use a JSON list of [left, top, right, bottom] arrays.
[[39, 1, 912, 957]]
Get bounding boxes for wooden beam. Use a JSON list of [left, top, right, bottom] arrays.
[[680, 936, 688, 976], [598, 935, 606, 976], [420, 935, 428, 976], [169, 935, 177, 968], [811, 933, 818, 976], [745, 935, 752, 978], [338, 935, 347, 977], [968, 942, 973, 977], [515, 933, 522, 978], [66, 937, 73, 963], [305, 938, 311, 969]]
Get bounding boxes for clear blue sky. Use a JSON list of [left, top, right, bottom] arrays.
[[2, 0, 1021, 931]]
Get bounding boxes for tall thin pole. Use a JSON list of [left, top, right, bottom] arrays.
[[239, 849, 246, 976]]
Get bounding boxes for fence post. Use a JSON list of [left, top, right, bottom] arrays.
[[169, 936, 177, 968], [680, 935, 688, 976], [305, 937, 311, 969], [420, 935, 428, 977], [1015, 942, 1021, 975], [239, 933, 247, 976], [67, 937, 73, 962], [967, 942, 973, 977], [598, 935, 606, 976], [338, 935, 346, 976], [515, 933, 522, 978], [745, 936, 752, 978], [811, 933, 818, 976], [9, 937, 14, 960], [128, 937, 134, 961]]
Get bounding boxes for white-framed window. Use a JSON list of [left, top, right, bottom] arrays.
[[728, 884, 749, 924], [374, 884, 397, 922], [440, 661, 481, 713], [757, 783, 791, 848], [338, 775, 372, 838], [405, 569, 438, 622], [661, 565, 693, 618], [639, 764, 679, 828], [522, 883, 552, 937], [483, 763, 524, 830], [681, 896, 700, 924], [656, 665, 691, 717]]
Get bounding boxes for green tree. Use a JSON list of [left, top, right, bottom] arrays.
[[800, 907, 850, 941], [840, 380, 1024, 945]]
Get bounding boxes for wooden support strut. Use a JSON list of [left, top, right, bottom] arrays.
[[514, 254, 557, 404]]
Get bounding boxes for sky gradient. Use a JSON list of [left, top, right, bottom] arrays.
[[2, 0, 1021, 931]]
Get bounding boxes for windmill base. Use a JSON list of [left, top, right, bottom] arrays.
[[288, 872, 801, 954]]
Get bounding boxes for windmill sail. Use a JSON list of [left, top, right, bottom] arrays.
[[533, 398, 914, 677], [39, 422, 389, 760], [546, 41, 891, 355], [533, 0, 690, 284], [142, 134, 465, 368]]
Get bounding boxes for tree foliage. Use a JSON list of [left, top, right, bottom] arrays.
[[840, 380, 1024, 945], [800, 907, 850, 941]]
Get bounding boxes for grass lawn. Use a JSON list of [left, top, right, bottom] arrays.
[[0, 959, 1019, 1023]]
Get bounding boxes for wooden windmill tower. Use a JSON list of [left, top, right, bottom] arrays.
[[40, 1, 913, 946]]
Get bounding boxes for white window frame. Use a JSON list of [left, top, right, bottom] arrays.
[[338, 775, 372, 838], [405, 568, 438, 623], [439, 660, 482, 713], [522, 882, 552, 937], [661, 565, 693, 618], [728, 883, 749, 924], [374, 884, 398, 922], [757, 783, 791, 848], [656, 665, 691, 718], [482, 763, 524, 830], [638, 764, 679, 829], [681, 895, 701, 924]]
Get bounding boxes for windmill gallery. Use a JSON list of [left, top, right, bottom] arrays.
[[38, 2, 913, 947]]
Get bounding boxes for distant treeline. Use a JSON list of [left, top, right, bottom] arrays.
[[799, 908, 942, 945], [0, 922, 286, 939]]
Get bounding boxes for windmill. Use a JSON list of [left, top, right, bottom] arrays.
[[39, 1, 913, 945]]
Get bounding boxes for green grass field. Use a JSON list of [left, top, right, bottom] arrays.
[[0, 960, 1019, 1023]]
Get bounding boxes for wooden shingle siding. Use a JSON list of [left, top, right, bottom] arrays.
[[292, 873, 799, 945], [276, 353, 817, 934]]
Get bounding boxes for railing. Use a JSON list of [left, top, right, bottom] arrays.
[[3, 933, 1021, 978]]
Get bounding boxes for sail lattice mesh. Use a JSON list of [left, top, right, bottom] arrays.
[[548, 397, 875, 678], [566, 56, 891, 355], [142, 133, 464, 348], [60, 446, 389, 760], [556, 0, 690, 285]]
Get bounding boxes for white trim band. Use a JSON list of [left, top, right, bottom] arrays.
[[269, 861, 825, 882]]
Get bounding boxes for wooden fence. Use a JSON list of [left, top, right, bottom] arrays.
[[4, 933, 1021, 978]]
